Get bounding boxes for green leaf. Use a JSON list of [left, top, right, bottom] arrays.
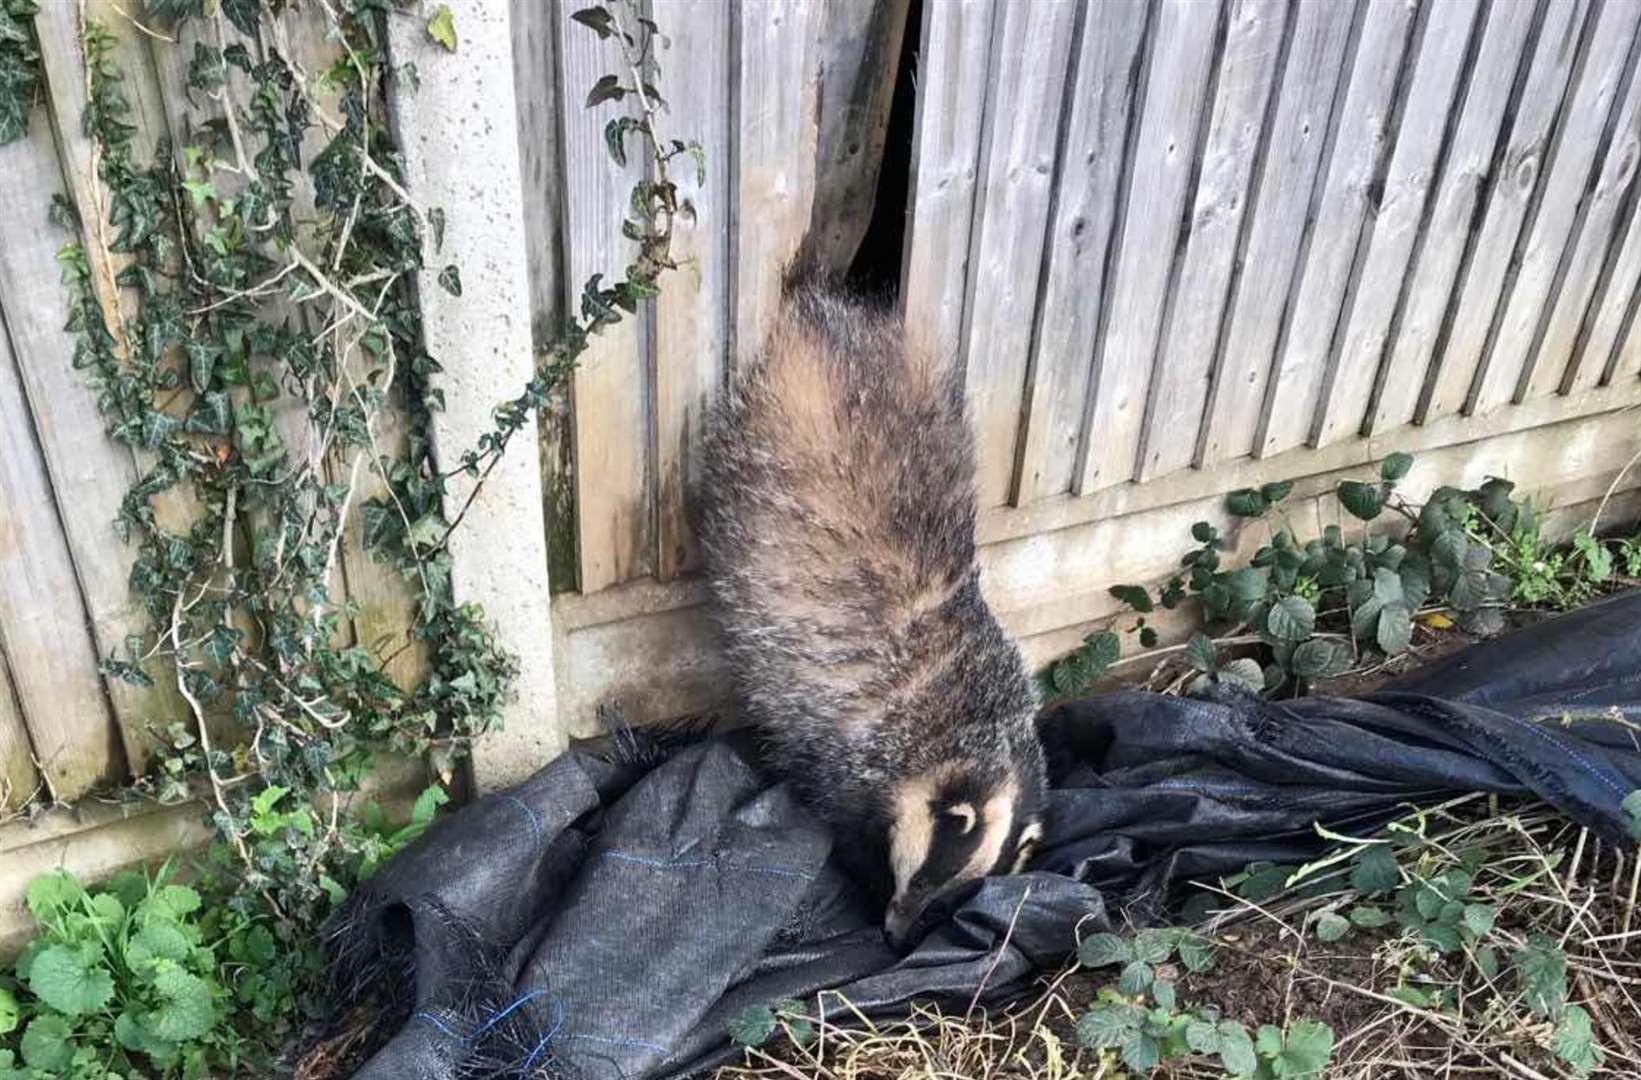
[[1462, 903, 1495, 937], [26, 871, 85, 920], [1217, 1020, 1258, 1077], [28, 943, 116, 1016], [1375, 602, 1412, 655], [1260, 480, 1295, 504], [1117, 959, 1154, 996], [1152, 978, 1176, 1011], [1266, 1020, 1333, 1077], [1349, 905, 1391, 928], [586, 73, 626, 108], [1351, 844, 1399, 896], [1132, 929, 1175, 964], [147, 968, 216, 1042], [1552, 1005, 1603, 1077], [1177, 931, 1215, 973], [1219, 657, 1265, 693], [1290, 638, 1348, 679], [1372, 566, 1404, 605], [1265, 596, 1316, 642], [727, 1004, 777, 1047], [1515, 936, 1568, 1019], [1623, 789, 1641, 841], [1380, 452, 1414, 483], [604, 115, 636, 167], [1386, 985, 1431, 1007], [1076, 1003, 1142, 1049], [1474, 945, 1500, 980], [127, 920, 192, 970], [1139, 626, 1159, 648], [142, 884, 202, 922], [437, 263, 462, 297], [0, 987, 17, 1035], [1082, 630, 1121, 670], [1191, 521, 1217, 544], [1314, 912, 1349, 942], [20, 1015, 73, 1072], [411, 784, 450, 826], [569, 5, 616, 38], [1185, 632, 1217, 672], [429, 206, 447, 252], [425, 5, 457, 51], [1185, 1018, 1221, 1054], [1078, 932, 1133, 969], [1120, 1029, 1161, 1073], [1337, 480, 1384, 521], [1226, 488, 1268, 517], [1108, 584, 1153, 613]]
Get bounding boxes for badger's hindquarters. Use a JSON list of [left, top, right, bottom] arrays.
[[699, 282, 1047, 946]]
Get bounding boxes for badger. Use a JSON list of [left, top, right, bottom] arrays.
[[697, 278, 1047, 948]]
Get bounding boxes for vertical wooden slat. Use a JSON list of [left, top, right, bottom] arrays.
[[1469, 0, 1641, 415], [1078, 0, 1223, 494], [1314, 0, 1484, 448], [0, 300, 123, 802], [1611, 312, 1641, 382], [1417, 0, 1591, 423], [559, 0, 653, 593], [900, 0, 995, 360], [1367, 0, 1540, 434], [653, 0, 732, 580], [1255, 0, 1419, 460], [955, 0, 1078, 508], [1135, 0, 1285, 485], [730, 0, 823, 365], [1520, 29, 1641, 400], [387, 0, 561, 788], [1563, 132, 1641, 391], [0, 648, 41, 812], [1196, 0, 1357, 467], [4, 41, 188, 775], [1014, 0, 1150, 502]]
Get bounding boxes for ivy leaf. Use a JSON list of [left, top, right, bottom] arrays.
[[1185, 632, 1217, 672], [1260, 480, 1294, 503], [1226, 488, 1268, 517], [1107, 583, 1153, 613], [586, 73, 626, 108], [20, 1015, 73, 1072], [1351, 844, 1399, 896], [1075, 1003, 1142, 1049], [1078, 932, 1132, 969], [1552, 1005, 1603, 1077], [425, 5, 457, 51], [28, 943, 116, 1016], [1337, 480, 1384, 521], [202, 624, 241, 668], [1314, 912, 1349, 942], [438, 264, 462, 297], [570, 5, 616, 38], [1380, 451, 1414, 482], [428, 206, 447, 253], [1265, 596, 1316, 642], [1217, 1020, 1258, 1077], [727, 1004, 777, 1047]]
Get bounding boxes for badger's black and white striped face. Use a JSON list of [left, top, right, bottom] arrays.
[[883, 762, 1046, 948]]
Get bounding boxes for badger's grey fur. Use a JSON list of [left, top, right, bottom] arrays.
[[697, 280, 1047, 946]]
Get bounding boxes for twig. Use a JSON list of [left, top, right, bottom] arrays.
[[965, 885, 1031, 1023], [1591, 439, 1641, 536]]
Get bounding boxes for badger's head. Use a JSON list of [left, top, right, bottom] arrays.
[[882, 742, 1047, 949]]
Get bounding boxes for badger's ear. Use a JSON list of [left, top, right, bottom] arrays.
[[943, 802, 977, 835]]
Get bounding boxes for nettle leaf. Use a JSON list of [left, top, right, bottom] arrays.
[[1265, 596, 1315, 642], [727, 1004, 777, 1047], [1226, 488, 1267, 517], [28, 943, 116, 1016], [1552, 1004, 1603, 1077], [1108, 583, 1153, 613], [1075, 1003, 1142, 1049], [1380, 451, 1414, 483], [1078, 932, 1133, 969], [1337, 480, 1384, 521], [425, 5, 457, 51], [1351, 844, 1399, 896]]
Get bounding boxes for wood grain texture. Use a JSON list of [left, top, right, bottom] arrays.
[[1469, 0, 1641, 415], [899, 0, 995, 363], [1015, 0, 1150, 502], [1135, 0, 1285, 485], [1076, 0, 1223, 495], [808, 0, 913, 270], [654, 0, 732, 580], [0, 620, 41, 813], [1255, 0, 1419, 459], [1196, 0, 1357, 467], [1314, 0, 1484, 447], [0, 279, 123, 802], [1527, 31, 1641, 397], [387, 0, 561, 788], [1368, 0, 1540, 434], [730, 0, 823, 367], [1418, 0, 1591, 423], [956, 0, 1078, 507], [559, 0, 653, 593]]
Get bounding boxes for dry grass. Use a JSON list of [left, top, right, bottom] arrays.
[[718, 796, 1641, 1080]]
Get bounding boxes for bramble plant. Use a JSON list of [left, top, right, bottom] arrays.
[[1043, 452, 1636, 698]]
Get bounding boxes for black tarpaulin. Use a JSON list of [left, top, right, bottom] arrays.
[[323, 589, 1641, 1080]]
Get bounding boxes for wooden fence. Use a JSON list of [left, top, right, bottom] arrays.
[[4, 0, 1641, 824]]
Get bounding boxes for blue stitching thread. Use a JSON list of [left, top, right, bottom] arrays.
[[497, 794, 543, 843], [600, 850, 816, 881], [471, 988, 550, 1041], [520, 999, 566, 1074], [1498, 713, 1625, 797], [415, 1010, 464, 1040], [563, 1032, 670, 1054]]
